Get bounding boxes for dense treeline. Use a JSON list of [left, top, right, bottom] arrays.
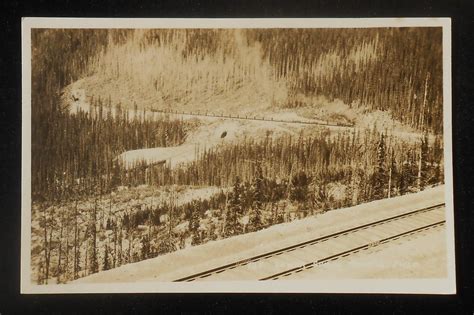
[[85, 28, 288, 115], [87, 28, 443, 131], [32, 29, 133, 115], [33, 100, 190, 201], [32, 28, 443, 200], [33, 129, 443, 284], [31, 30, 191, 201], [57, 28, 443, 131], [32, 29, 130, 200], [30, 28, 445, 284], [41, 118, 443, 202], [153, 130, 444, 195], [247, 28, 443, 131]]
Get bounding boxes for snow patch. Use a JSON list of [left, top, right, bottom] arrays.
[[74, 185, 446, 283]]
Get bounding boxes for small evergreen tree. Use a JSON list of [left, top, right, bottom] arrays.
[[88, 200, 99, 274], [103, 244, 110, 271], [208, 222, 218, 241], [387, 150, 398, 198], [156, 235, 176, 255], [349, 166, 363, 205], [190, 209, 201, 245], [225, 176, 243, 236], [289, 170, 310, 203], [418, 133, 429, 190], [276, 204, 285, 224], [372, 134, 387, 199], [117, 225, 123, 267], [249, 165, 264, 232], [140, 235, 151, 260], [399, 151, 414, 195]]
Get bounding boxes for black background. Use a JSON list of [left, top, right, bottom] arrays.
[[1, 0, 473, 313]]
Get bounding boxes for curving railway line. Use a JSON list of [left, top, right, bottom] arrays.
[[174, 203, 445, 282], [153, 109, 355, 128]]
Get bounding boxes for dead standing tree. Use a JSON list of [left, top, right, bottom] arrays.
[[88, 195, 99, 275], [56, 210, 65, 283], [40, 202, 54, 284], [73, 198, 80, 280]]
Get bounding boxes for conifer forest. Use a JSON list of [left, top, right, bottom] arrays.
[[29, 27, 444, 284]]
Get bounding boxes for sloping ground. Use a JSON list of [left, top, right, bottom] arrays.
[[117, 115, 308, 168], [64, 85, 431, 170], [115, 111, 432, 169], [74, 185, 446, 283], [287, 224, 447, 279], [29, 185, 224, 284], [62, 28, 289, 117]]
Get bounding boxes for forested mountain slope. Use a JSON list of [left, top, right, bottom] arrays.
[[29, 28, 446, 284], [41, 28, 443, 132]]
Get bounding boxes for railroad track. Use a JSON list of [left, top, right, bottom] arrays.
[[174, 203, 445, 282], [153, 109, 354, 128]]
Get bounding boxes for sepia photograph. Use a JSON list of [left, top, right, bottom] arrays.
[[21, 18, 454, 294]]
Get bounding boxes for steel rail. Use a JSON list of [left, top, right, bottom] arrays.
[[174, 203, 445, 282], [260, 220, 445, 280]]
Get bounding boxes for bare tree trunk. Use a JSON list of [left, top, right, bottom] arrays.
[[417, 146, 423, 190], [47, 226, 53, 283], [91, 197, 98, 273], [387, 151, 393, 198], [417, 73, 429, 189], [42, 205, 50, 284], [65, 225, 69, 282], [84, 237, 88, 277], [168, 189, 173, 238], [117, 225, 123, 267], [419, 72, 430, 130], [351, 164, 359, 206], [113, 223, 117, 268], [57, 212, 64, 282], [128, 231, 132, 263], [221, 189, 229, 235], [73, 199, 79, 279]]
